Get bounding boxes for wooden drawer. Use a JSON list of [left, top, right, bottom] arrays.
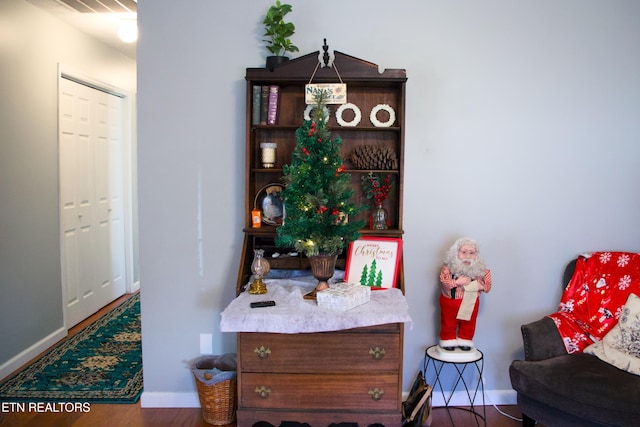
[[236, 410, 402, 427], [240, 372, 400, 411], [239, 331, 400, 373]]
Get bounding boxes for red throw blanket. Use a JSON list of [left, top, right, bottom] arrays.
[[548, 252, 640, 354]]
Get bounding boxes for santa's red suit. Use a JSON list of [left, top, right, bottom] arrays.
[[439, 265, 492, 348]]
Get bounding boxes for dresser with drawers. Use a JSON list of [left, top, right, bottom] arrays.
[[236, 323, 403, 426]]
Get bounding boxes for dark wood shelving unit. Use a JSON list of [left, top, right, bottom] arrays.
[[235, 48, 407, 426]]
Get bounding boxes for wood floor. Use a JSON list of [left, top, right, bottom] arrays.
[[0, 403, 528, 426], [0, 293, 530, 426]]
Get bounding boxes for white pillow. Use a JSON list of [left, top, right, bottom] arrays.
[[584, 293, 640, 375]]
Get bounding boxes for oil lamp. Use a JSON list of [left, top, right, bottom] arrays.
[[248, 249, 270, 294]]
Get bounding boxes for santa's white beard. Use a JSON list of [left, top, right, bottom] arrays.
[[448, 256, 486, 280]]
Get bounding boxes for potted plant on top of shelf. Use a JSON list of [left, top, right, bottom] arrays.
[[276, 91, 365, 294], [262, 0, 299, 70]]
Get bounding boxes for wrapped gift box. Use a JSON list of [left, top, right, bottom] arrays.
[[317, 282, 371, 311]]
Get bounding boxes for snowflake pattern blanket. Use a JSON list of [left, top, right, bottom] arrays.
[[548, 252, 640, 354]]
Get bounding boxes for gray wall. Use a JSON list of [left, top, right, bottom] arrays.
[[3, 0, 639, 408], [0, 0, 135, 375], [138, 0, 640, 405]]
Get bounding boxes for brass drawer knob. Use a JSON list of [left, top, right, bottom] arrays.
[[255, 385, 271, 399], [254, 346, 271, 359], [369, 346, 386, 360], [368, 388, 384, 401]]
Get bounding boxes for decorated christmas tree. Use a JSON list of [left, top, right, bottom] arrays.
[[276, 92, 365, 257]]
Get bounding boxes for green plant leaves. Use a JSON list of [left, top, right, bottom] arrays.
[[262, 1, 299, 56]]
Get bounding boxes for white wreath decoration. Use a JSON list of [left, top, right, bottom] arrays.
[[370, 104, 396, 127], [336, 103, 362, 127], [303, 105, 330, 122]]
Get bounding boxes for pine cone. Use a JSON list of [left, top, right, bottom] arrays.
[[349, 145, 398, 170], [377, 146, 398, 170]]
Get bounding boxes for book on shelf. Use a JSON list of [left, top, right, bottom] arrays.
[[252, 85, 261, 125], [267, 85, 280, 125], [260, 86, 269, 125]]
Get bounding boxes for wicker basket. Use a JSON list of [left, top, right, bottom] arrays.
[[194, 374, 237, 425], [192, 354, 237, 425]]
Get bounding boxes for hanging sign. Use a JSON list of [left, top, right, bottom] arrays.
[[305, 83, 347, 105]]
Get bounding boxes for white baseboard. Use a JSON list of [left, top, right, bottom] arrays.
[[0, 327, 67, 381], [431, 389, 517, 407], [141, 389, 517, 409], [129, 280, 140, 294], [140, 392, 201, 408]]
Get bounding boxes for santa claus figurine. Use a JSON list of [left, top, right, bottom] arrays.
[[438, 237, 492, 352]]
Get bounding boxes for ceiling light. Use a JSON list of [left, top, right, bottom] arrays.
[[118, 20, 137, 43]]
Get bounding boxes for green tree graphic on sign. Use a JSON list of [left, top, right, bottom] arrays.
[[375, 270, 383, 287], [359, 264, 369, 286], [357, 259, 385, 287]]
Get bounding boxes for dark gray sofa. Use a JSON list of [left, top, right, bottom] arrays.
[[509, 259, 640, 427]]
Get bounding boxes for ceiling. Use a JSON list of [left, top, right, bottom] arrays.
[[25, 0, 137, 59]]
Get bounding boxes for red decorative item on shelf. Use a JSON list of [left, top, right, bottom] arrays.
[[362, 172, 394, 229], [361, 172, 394, 205]]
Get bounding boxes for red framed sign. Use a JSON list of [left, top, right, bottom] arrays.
[[344, 237, 402, 289]]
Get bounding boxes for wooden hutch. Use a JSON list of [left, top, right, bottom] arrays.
[[234, 47, 407, 426]]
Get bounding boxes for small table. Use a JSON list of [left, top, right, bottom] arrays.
[[423, 345, 486, 426]]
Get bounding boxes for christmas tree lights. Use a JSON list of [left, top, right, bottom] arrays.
[[276, 91, 365, 256]]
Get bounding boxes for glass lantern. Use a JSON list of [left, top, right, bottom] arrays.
[[248, 249, 270, 294]]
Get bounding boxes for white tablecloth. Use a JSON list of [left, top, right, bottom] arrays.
[[220, 276, 413, 334]]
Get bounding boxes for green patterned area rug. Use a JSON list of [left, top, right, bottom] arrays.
[[0, 293, 142, 403]]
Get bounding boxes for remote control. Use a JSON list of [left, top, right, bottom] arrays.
[[250, 300, 276, 308]]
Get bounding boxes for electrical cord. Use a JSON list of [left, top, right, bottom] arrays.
[[480, 372, 523, 422]]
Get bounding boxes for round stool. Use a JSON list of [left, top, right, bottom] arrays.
[[423, 345, 486, 426]]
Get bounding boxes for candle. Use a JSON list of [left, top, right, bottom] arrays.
[[260, 142, 277, 168]]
